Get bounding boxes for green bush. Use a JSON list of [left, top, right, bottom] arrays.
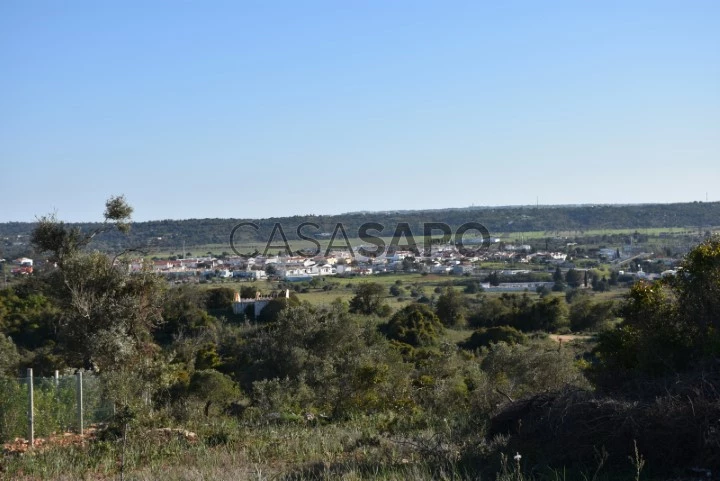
[[435, 287, 467, 328], [592, 238, 720, 383], [460, 326, 527, 351], [205, 287, 236, 310], [381, 304, 444, 347], [480, 341, 589, 401], [569, 298, 616, 332], [0, 377, 27, 441], [189, 369, 242, 416], [0, 334, 19, 375], [349, 283, 390, 316]]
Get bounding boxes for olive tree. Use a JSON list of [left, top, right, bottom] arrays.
[[30, 196, 167, 407], [349, 282, 390, 316]]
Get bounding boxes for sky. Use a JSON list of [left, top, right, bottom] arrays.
[[1, 0, 718, 222]]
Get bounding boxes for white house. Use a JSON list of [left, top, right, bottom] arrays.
[[233, 269, 267, 280], [280, 264, 337, 280], [336, 264, 353, 274]]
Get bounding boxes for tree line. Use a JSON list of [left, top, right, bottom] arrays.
[[2, 201, 718, 254]]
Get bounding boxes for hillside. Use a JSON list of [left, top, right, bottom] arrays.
[[2, 201, 719, 253]]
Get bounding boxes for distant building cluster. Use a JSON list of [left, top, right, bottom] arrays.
[[124, 243, 576, 282]]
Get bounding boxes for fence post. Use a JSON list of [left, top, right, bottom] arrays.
[[76, 371, 84, 435], [54, 370, 59, 388], [27, 368, 34, 448]]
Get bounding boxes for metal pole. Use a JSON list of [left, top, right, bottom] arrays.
[[27, 368, 34, 448], [54, 369, 61, 432], [76, 371, 84, 435]]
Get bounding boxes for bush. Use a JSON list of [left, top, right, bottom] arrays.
[[256, 295, 301, 323], [467, 294, 568, 332], [0, 334, 20, 375], [591, 238, 720, 387], [381, 303, 444, 347], [205, 287, 236, 309], [234, 304, 412, 417], [460, 326, 527, 351], [569, 298, 616, 332], [480, 341, 589, 401], [435, 287, 467, 328], [189, 369, 242, 416], [349, 283, 389, 316]]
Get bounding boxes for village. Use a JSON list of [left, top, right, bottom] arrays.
[[128, 239, 678, 291], [1, 232, 683, 296]]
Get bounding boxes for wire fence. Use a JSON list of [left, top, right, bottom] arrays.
[[0, 370, 114, 443]]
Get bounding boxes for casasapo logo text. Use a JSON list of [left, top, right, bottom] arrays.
[[229, 222, 491, 259]]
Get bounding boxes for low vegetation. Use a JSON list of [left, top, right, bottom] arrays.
[[1, 197, 720, 479]]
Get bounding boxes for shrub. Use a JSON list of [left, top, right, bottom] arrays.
[[381, 304, 444, 347], [435, 287, 467, 328], [349, 283, 389, 316], [256, 295, 301, 323], [460, 326, 527, 351], [0, 334, 19, 375], [569, 298, 616, 332], [205, 287, 236, 309], [189, 369, 242, 416]]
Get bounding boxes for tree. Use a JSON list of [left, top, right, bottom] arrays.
[[381, 303, 444, 347], [29, 196, 167, 399], [0, 287, 60, 352], [195, 343, 221, 370], [435, 287, 467, 327], [593, 280, 686, 379], [515, 296, 568, 332], [459, 326, 527, 350], [569, 298, 616, 332], [565, 269, 583, 288], [31, 195, 133, 267], [486, 271, 501, 287], [0, 334, 19, 375], [233, 303, 411, 416], [668, 237, 720, 331], [464, 280, 482, 294], [156, 285, 216, 344], [480, 342, 588, 401], [593, 237, 720, 381], [536, 284, 551, 298], [256, 294, 301, 323], [189, 369, 242, 416], [240, 286, 259, 298], [349, 283, 390, 316], [265, 264, 278, 276], [401, 257, 418, 272], [205, 287, 236, 310], [565, 288, 590, 304]]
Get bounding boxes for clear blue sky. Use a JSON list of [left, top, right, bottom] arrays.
[[1, 1, 718, 222]]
